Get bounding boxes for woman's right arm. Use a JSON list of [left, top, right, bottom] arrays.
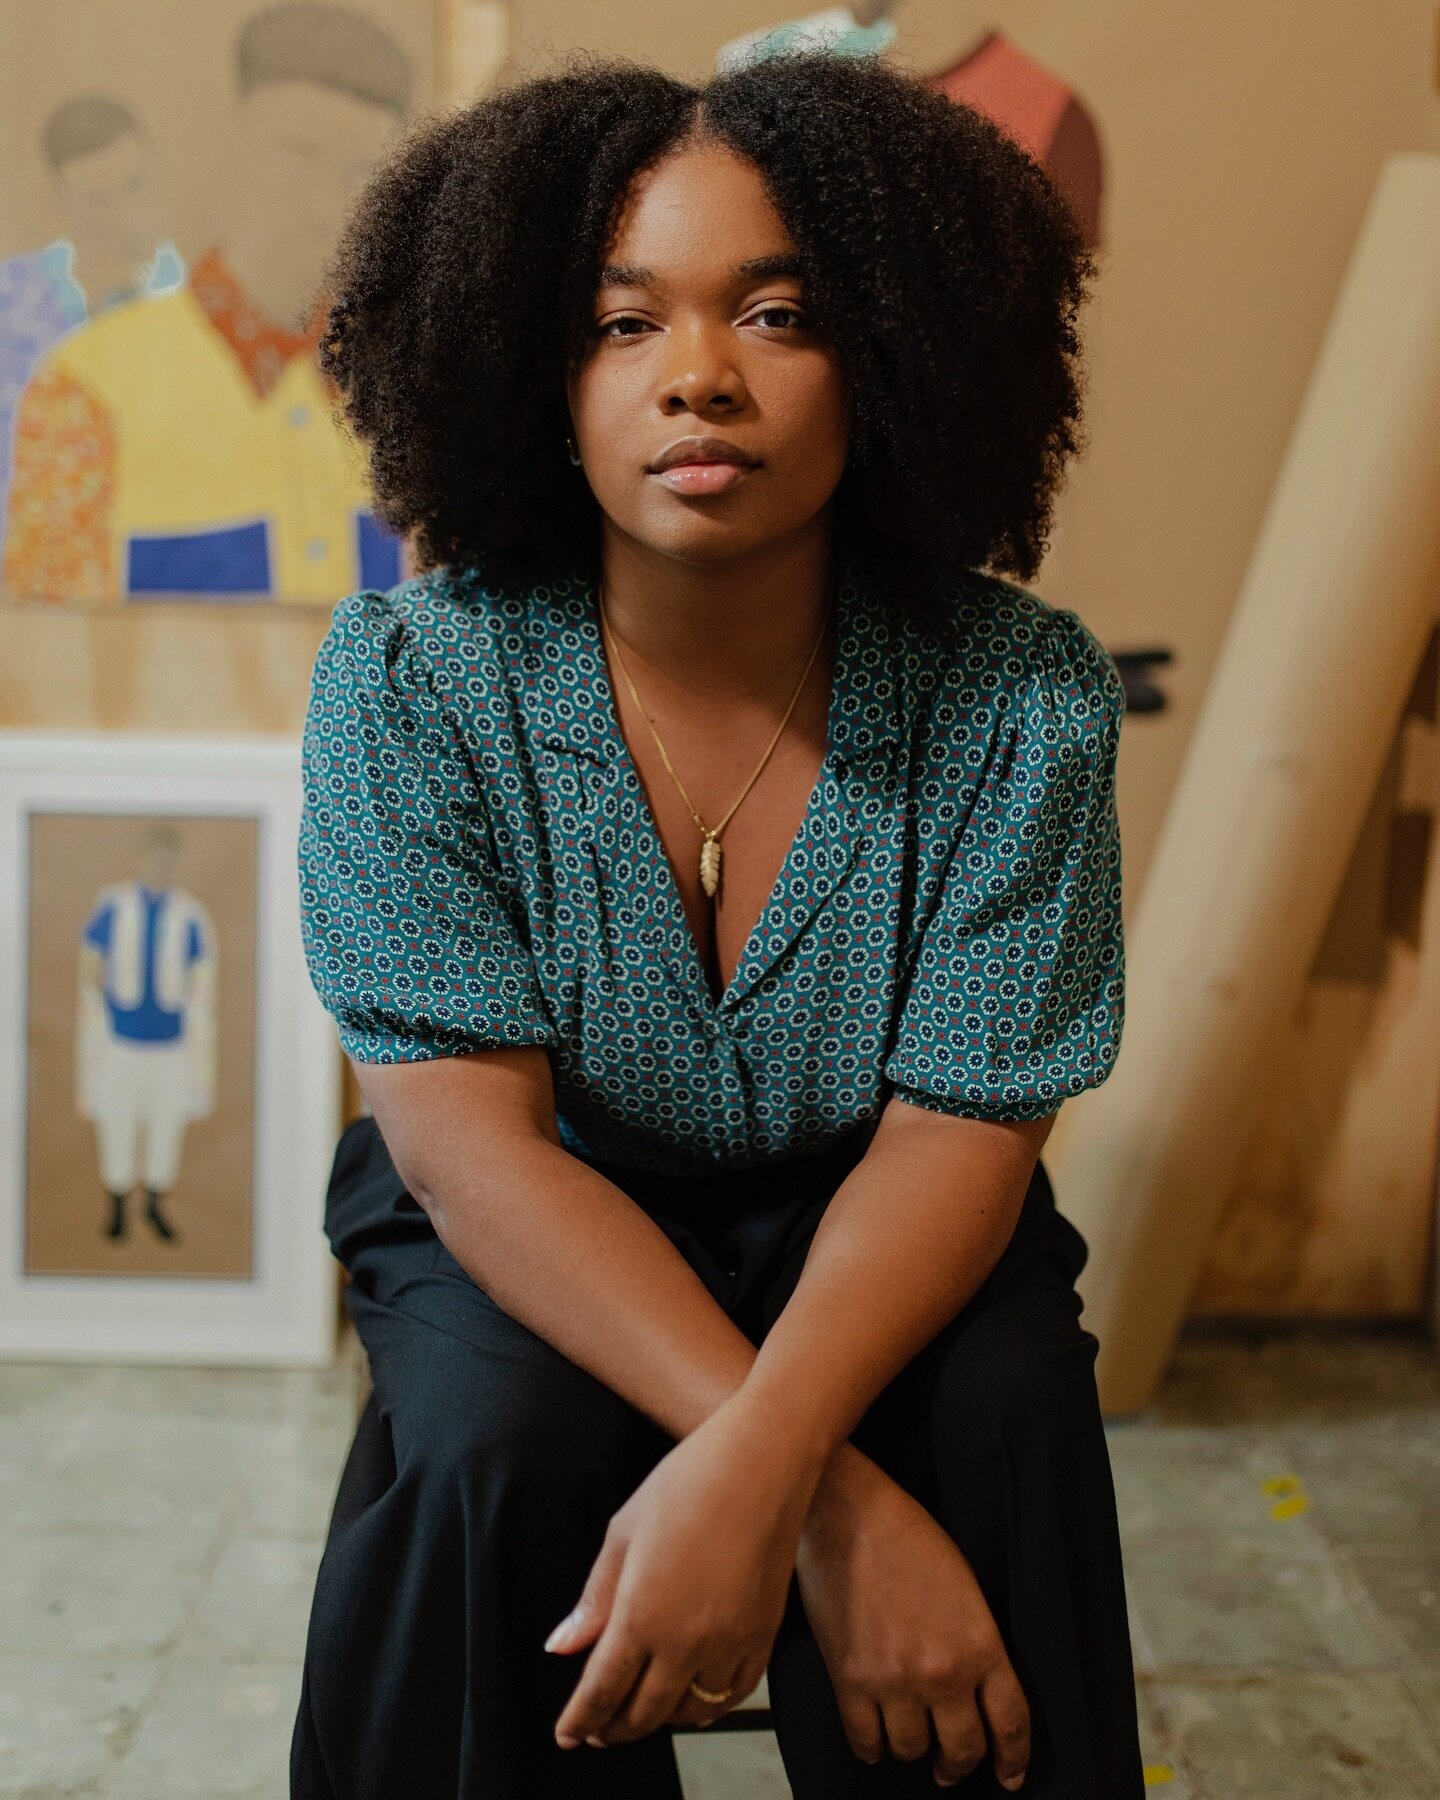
[[355, 1044, 771, 1441], [300, 588, 787, 1448]]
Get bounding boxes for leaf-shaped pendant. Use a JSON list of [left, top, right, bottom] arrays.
[[699, 835, 722, 898]]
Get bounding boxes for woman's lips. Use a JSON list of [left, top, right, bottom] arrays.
[[650, 461, 754, 496]]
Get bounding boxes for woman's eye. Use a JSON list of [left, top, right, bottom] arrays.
[[594, 305, 809, 341], [752, 302, 810, 331], [749, 304, 809, 331]]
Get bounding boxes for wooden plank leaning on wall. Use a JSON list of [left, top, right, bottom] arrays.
[[1195, 629, 1440, 1322]]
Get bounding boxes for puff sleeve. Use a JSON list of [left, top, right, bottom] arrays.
[[882, 605, 1126, 1121], [297, 591, 556, 1063]]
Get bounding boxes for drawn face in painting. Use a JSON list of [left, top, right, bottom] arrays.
[[139, 825, 181, 893], [232, 78, 400, 306], [50, 126, 170, 273]]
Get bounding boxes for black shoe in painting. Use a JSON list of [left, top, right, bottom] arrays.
[[104, 1190, 128, 1239], [143, 1190, 179, 1242]]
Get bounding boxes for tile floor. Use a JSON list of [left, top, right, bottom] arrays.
[[1, 1323, 1437, 1797]]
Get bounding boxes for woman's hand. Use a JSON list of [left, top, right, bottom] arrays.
[[795, 1453, 1031, 1791], [545, 1397, 816, 1749]]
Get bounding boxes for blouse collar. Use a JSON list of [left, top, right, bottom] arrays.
[[519, 542, 908, 1016], [526, 538, 907, 773]]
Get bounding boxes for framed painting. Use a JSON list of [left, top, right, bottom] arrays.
[[0, 733, 341, 1362]]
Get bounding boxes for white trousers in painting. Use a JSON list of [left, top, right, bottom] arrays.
[[92, 1037, 193, 1195]]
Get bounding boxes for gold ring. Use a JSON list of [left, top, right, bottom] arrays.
[[687, 1679, 734, 1706]]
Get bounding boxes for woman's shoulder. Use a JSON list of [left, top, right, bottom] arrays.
[[315, 561, 584, 735], [895, 567, 1124, 753], [324, 563, 533, 675]]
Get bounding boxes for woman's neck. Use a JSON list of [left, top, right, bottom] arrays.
[[594, 524, 837, 711]]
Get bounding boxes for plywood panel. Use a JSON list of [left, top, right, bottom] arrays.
[[0, 600, 326, 734]]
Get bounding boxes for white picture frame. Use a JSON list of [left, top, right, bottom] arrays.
[[0, 733, 341, 1365]]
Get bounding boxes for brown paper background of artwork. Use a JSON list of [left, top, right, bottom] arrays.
[[23, 812, 258, 1279]]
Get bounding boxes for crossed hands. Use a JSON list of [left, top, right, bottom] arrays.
[[544, 1400, 1031, 1791]]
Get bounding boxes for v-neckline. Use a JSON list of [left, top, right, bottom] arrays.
[[583, 570, 857, 1018]]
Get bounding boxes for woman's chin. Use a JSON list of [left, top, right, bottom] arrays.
[[622, 512, 775, 564], [617, 496, 829, 565]]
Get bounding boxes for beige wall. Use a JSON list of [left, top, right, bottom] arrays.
[[504, 1, 1440, 900]]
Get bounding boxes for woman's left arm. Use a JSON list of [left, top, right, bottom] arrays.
[[728, 1094, 1058, 1499]]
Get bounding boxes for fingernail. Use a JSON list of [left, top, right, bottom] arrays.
[[1001, 1777, 1026, 1792], [544, 1615, 574, 1652], [556, 1733, 579, 1749], [586, 1735, 606, 1748]]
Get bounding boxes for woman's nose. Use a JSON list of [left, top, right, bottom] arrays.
[[657, 322, 747, 413]]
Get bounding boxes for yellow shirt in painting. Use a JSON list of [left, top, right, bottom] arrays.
[[2, 252, 400, 605]]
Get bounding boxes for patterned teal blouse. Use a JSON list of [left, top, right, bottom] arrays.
[[297, 545, 1126, 1175]]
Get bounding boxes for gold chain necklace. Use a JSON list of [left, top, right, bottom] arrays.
[[596, 583, 831, 900]]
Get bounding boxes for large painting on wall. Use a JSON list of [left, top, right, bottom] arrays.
[[0, 2, 466, 607]]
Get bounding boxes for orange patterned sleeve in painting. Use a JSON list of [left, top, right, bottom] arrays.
[[2, 363, 120, 602]]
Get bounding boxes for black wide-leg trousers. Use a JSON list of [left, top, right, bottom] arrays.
[[291, 1116, 1145, 1799]]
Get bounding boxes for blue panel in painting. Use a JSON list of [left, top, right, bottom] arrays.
[[356, 510, 403, 590], [127, 519, 271, 595]]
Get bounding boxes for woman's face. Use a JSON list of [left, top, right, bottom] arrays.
[[566, 138, 850, 567]]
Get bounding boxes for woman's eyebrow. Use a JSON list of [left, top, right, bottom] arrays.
[[596, 253, 806, 289]]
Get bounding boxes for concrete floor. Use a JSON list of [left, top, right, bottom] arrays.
[[1, 1324, 1437, 1798]]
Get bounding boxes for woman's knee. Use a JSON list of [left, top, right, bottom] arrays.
[[386, 1322, 661, 1512], [931, 1287, 1102, 1450]]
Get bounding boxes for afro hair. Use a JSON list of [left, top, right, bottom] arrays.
[[316, 49, 1097, 595]]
